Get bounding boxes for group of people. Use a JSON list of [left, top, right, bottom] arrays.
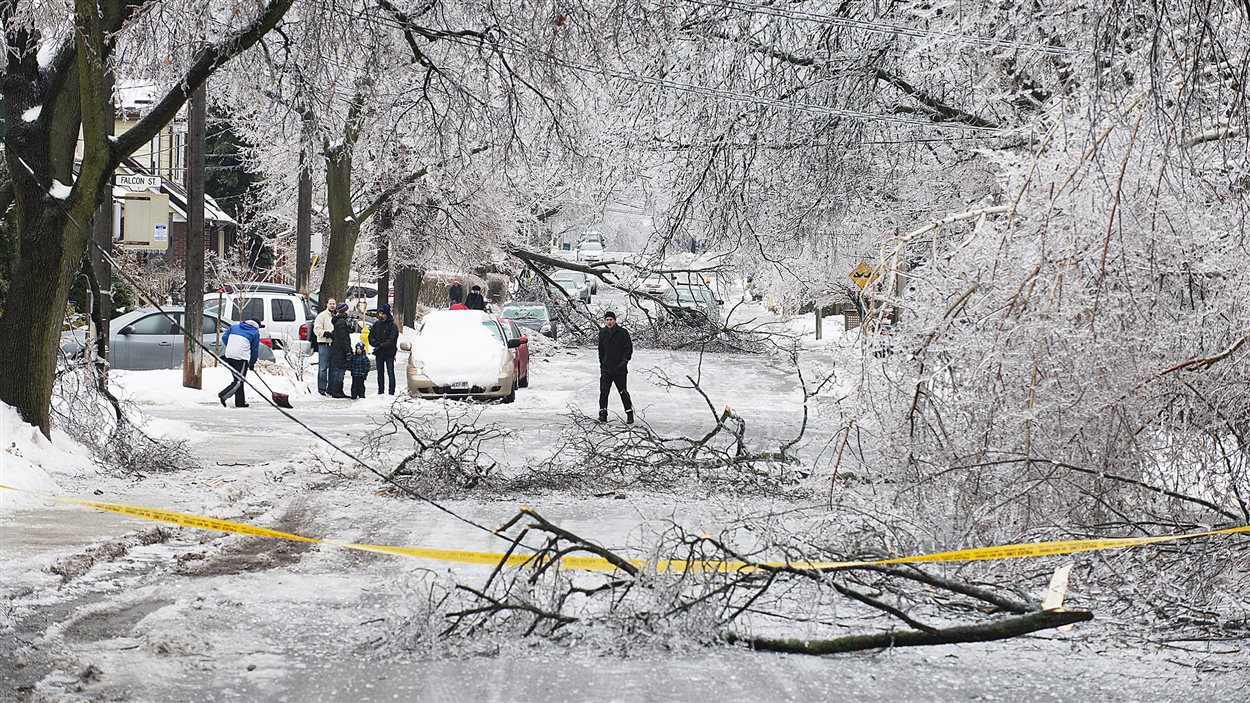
[[312, 297, 399, 399], [216, 278, 636, 422], [448, 278, 487, 310]]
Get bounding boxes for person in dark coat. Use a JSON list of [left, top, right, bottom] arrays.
[[449, 278, 464, 306], [465, 284, 486, 311], [597, 311, 633, 423], [371, 303, 400, 395], [349, 342, 371, 399], [328, 303, 353, 398]]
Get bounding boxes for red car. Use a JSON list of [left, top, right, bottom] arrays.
[[499, 318, 531, 388]]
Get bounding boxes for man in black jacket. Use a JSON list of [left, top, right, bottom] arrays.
[[328, 303, 353, 398], [371, 304, 400, 395], [597, 311, 633, 423], [465, 284, 487, 311]]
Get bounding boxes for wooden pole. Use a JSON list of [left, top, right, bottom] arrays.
[[295, 149, 312, 296], [89, 70, 114, 380], [182, 84, 206, 389], [814, 306, 823, 340]]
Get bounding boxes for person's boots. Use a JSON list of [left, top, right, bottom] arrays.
[[625, 408, 635, 425], [598, 409, 608, 423]]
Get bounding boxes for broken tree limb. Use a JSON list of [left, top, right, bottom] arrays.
[[726, 609, 1093, 655]]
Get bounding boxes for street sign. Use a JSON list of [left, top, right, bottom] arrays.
[[850, 261, 878, 290], [115, 174, 162, 190]]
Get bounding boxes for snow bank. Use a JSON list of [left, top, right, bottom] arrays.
[[411, 311, 507, 386], [0, 403, 95, 507]]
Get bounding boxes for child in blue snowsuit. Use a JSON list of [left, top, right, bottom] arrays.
[[349, 342, 371, 399]]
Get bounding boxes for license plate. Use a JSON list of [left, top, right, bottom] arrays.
[[451, 381, 470, 390]]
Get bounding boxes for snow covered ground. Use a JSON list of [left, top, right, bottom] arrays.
[[2, 300, 1246, 701]]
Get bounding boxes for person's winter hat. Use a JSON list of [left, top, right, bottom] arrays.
[[244, 319, 260, 329], [379, 303, 392, 314], [603, 311, 616, 320], [335, 303, 349, 313], [471, 284, 482, 291], [354, 342, 365, 354]]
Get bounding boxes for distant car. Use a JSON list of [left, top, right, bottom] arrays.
[[60, 307, 275, 370], [548, 270, 592, 303], [310, 283, 381, 314], [499, 318, 531, 388], [580, 230, 605, 246], [577, 241, 605, 264], [400, 310, 523, 402], [501, 302, 558, 340], [662, 284, 723, 325], [204, 284, 313, 351]]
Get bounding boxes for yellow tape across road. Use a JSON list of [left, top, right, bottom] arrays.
[[2, 484, 1247, 573]]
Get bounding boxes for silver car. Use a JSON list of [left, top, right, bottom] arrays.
[[60, 307, 275, 370], [548, 271, 592, 303]]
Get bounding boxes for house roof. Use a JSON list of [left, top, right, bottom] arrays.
[[116, 158, 236, 226]]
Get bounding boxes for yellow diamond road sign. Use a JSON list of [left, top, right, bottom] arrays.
[[850, 261, 878, 290]]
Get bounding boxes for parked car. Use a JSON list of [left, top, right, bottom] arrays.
[[661, 284, 723, 325], [399, 310, 523, 403], [577, 240, 605, 264], [60, 307, 275, 370], [501, 301, 558, 340], [499, 318, 531, 388], [580, 230, 604, 246], [204, 283, 313, 351], [548, 270, 592, 303], [310, 283, 383, 315]]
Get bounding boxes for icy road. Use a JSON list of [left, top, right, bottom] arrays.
[[2, 344, 1245, 701]]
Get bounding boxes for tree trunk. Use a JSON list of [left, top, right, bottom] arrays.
[[317, 147, 357, 305], [727, 609, 1093, 655], [0, 203, 96, 435]]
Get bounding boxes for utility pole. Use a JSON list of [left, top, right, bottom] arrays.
[[295, 150, 312, 296], [376, 203, 392, 311], [182, 84, 206, 389], [89, 71, 114, 383]]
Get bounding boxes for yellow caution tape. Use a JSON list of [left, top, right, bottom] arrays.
[[2, 484, 1247, 573]]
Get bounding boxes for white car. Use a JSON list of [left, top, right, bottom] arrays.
[[204, 283, 314, 351], [577, 241, 605, 263], [399, 310, 523, 403]]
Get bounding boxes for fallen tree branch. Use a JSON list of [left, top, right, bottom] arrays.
[[726, 609, 1093, 654]]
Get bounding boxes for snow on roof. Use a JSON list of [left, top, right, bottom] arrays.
[[116, 159, 236, 225]]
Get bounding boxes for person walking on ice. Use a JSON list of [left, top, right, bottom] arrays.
[[217, 319, 260, 408], [597, 310, 634, 423]]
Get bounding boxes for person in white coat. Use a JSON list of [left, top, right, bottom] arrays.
[[312, 297, 337, 396]]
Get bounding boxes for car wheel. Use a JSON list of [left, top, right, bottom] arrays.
[[518, 373, 529, 388]]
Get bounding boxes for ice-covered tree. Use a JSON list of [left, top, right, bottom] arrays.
[[0, 0, 295, 435]]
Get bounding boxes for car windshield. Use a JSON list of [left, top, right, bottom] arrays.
[[551, 272, 584, 285], [666, 287, 714, 307], [503, 305, 547, 320]]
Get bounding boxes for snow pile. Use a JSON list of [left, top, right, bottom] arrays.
[[410, 311, 507, 386], [0, 403, 95, 505]]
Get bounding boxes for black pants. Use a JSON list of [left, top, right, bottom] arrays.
[[599, 371, 632, 412], [351, 375, 366, 398], [219, 358, 249, 406], [376, 356, 396, 394]]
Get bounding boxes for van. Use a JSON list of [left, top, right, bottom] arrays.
[[204, 283, 315, 351]]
